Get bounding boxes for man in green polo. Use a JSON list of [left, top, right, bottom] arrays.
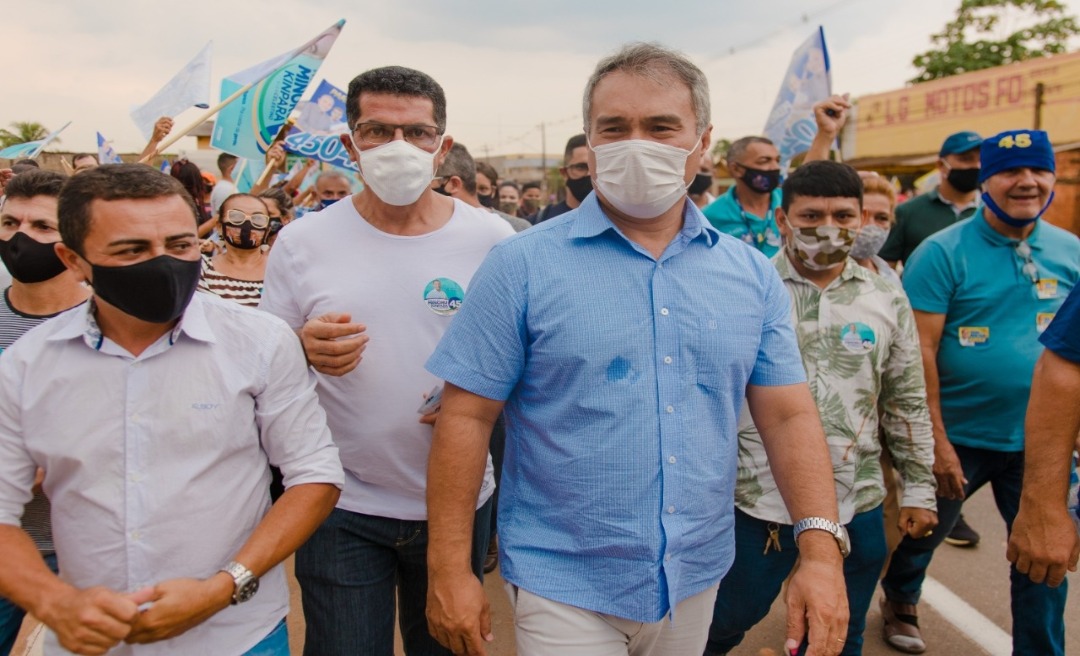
[[880, 131, 981, 267]]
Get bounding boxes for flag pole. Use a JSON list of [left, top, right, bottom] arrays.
[[139, 82, 255, 162]]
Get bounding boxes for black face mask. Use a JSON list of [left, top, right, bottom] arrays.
[[0, 232, 67, 283], [90, 255, 202, 324], [946, 166, 981, 193], [688, 173, 713, 196], [433, 185, 450, 197], [224, 221, 264, 250], [565, 175, 593, 203], [738, 166, 781, 194], [477, 193, 496, 208]]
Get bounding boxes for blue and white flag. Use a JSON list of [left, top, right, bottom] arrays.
[[159, 159, 171, 173], [212, 20, 345, 160], [763, 27, 831, 170], [130, 42, 213, 141], [0, 121, 72, 160], [96, 132, 123, 164]]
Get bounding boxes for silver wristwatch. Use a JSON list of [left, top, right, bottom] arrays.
[[220, 561, 260, 604], [792, 517, 851, 558]]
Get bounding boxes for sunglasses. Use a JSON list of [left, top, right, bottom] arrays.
[[223, 209, 270, 230]]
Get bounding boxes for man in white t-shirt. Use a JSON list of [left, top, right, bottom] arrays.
[[259, 65, 514, 656], [209, 153, 239, 217]]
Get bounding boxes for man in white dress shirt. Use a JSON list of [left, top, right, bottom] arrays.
[[0, 164, 344, 656]]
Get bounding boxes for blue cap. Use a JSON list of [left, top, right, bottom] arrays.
[[939, 131, 983, 157], [978, 130, 1055, 184]]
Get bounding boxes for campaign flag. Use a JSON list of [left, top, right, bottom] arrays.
[[212, 20, 345, 160], [233, 158, 259, 193], [283, 131, 358, 172], [0, 122, 72, 159], [762, 26, 831, 170], [293, 79, 348, 135], [130, 42, 213, 141], [159, 159, 171, 173], [96, 132, 124, 164]]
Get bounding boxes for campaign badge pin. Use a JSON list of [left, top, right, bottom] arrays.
[[958, 326, 989, 347], [1037, 312, 1056, 333], [840, 322, 876, 354], [423, 278, 465, 316], [1036, 279, 1058, 300]]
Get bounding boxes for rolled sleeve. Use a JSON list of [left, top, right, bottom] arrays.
[[426, 243, 528, 400], [255, 319, 344, 490], [0, 356, 36, 527], [749, 262, 807, 387]]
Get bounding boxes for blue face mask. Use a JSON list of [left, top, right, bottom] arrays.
[[320, 198, 341, 210], [981, 190, 1055, 228]]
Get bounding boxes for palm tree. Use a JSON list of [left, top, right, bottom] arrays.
[[0, 122, 55, 148]]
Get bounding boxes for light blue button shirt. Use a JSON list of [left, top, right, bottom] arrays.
[[427, 194, 806, 622]]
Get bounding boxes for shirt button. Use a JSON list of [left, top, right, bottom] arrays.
[[660, 308, 669, 316], [131, 531, 141, 541], [665, 554, 672, 562], [668, 456, 677, 464], [664, 356, 673, 364], [666, 405, 674, 414], [667, 506, 676, 514]]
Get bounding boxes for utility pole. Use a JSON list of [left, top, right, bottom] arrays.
[[1034, 82, 1045, 130], [540, 122, 547, 196]]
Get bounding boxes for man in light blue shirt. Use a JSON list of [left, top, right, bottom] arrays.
[[424, 43, 849, 656], [879, 130, 1080, 655]]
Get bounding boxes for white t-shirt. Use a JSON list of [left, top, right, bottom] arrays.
[[210, 179, 238, 217], [260, 196, 514, 519]]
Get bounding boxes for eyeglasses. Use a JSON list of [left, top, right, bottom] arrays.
[[564, 162, 590, 177], [1014, 240, 1039, 285], [352, 122, 441, 149], [224, 209, 270, 230]]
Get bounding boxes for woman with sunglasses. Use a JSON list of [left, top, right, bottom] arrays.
[[197, 193, 271, 307]]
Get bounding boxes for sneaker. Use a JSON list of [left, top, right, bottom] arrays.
[[483, 536, 498, 574], [880, 596, 926, 654], [944, 514, 980, 547]]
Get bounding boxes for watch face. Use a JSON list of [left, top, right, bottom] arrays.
[[235, 577, 260, 603]]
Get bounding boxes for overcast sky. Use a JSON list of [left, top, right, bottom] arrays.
[[6, 0, 1080, 158]]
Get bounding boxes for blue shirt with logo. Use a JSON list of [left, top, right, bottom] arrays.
[[426, 194, 806, 622], [903, 211, 1080, 451], [702, 187, 783, 257]]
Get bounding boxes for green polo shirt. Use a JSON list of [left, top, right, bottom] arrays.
[[879, 188, 977, 264]]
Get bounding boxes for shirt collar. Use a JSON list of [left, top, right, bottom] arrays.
[[46, 293, 217, 350], [774, 250, 869, 287], [973, 207, 1045, 250], [567, 193, 721, 247]]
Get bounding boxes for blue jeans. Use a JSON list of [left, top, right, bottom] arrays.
[[296, 499, 492, 656], [706, 506, 887, 656], [881, 443, 1067, 656], [243, 618, 289, 655], [0, 553, 57, 656]]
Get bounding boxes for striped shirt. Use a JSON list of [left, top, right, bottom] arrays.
[[198, 254, 264, 307], [0, 288, 85, 555]]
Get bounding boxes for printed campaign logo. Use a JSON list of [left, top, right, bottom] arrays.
[[958, 326, 989, 347], [423, 278, 464, 316], [840, 322, 876, 354]]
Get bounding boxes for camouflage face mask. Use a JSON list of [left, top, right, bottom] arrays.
[[785, 221, 857, 271]]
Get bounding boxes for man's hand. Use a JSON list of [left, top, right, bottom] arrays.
[[785, 533, 848, 656], [426, 570, 492, 656], [300, 313, 368, 376], [812, 94, 851, 139], [0, 168, 13, 194], [899, 507, 938, 539], [125, 575, 233, 644], [39, 586, 156, 655], [1007, 501, 1080, 587], [265, 143, 286, 168], [151, 117, 174, 144], [932, 440, 966, 500]]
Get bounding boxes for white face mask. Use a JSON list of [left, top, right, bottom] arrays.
[[352, 135, 441, 206], [590, 137, 700, 219]]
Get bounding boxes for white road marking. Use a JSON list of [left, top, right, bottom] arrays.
[[922, 576, 1012, 656]]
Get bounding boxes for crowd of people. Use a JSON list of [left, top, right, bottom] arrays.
[[0, 41, 1077, 656]]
